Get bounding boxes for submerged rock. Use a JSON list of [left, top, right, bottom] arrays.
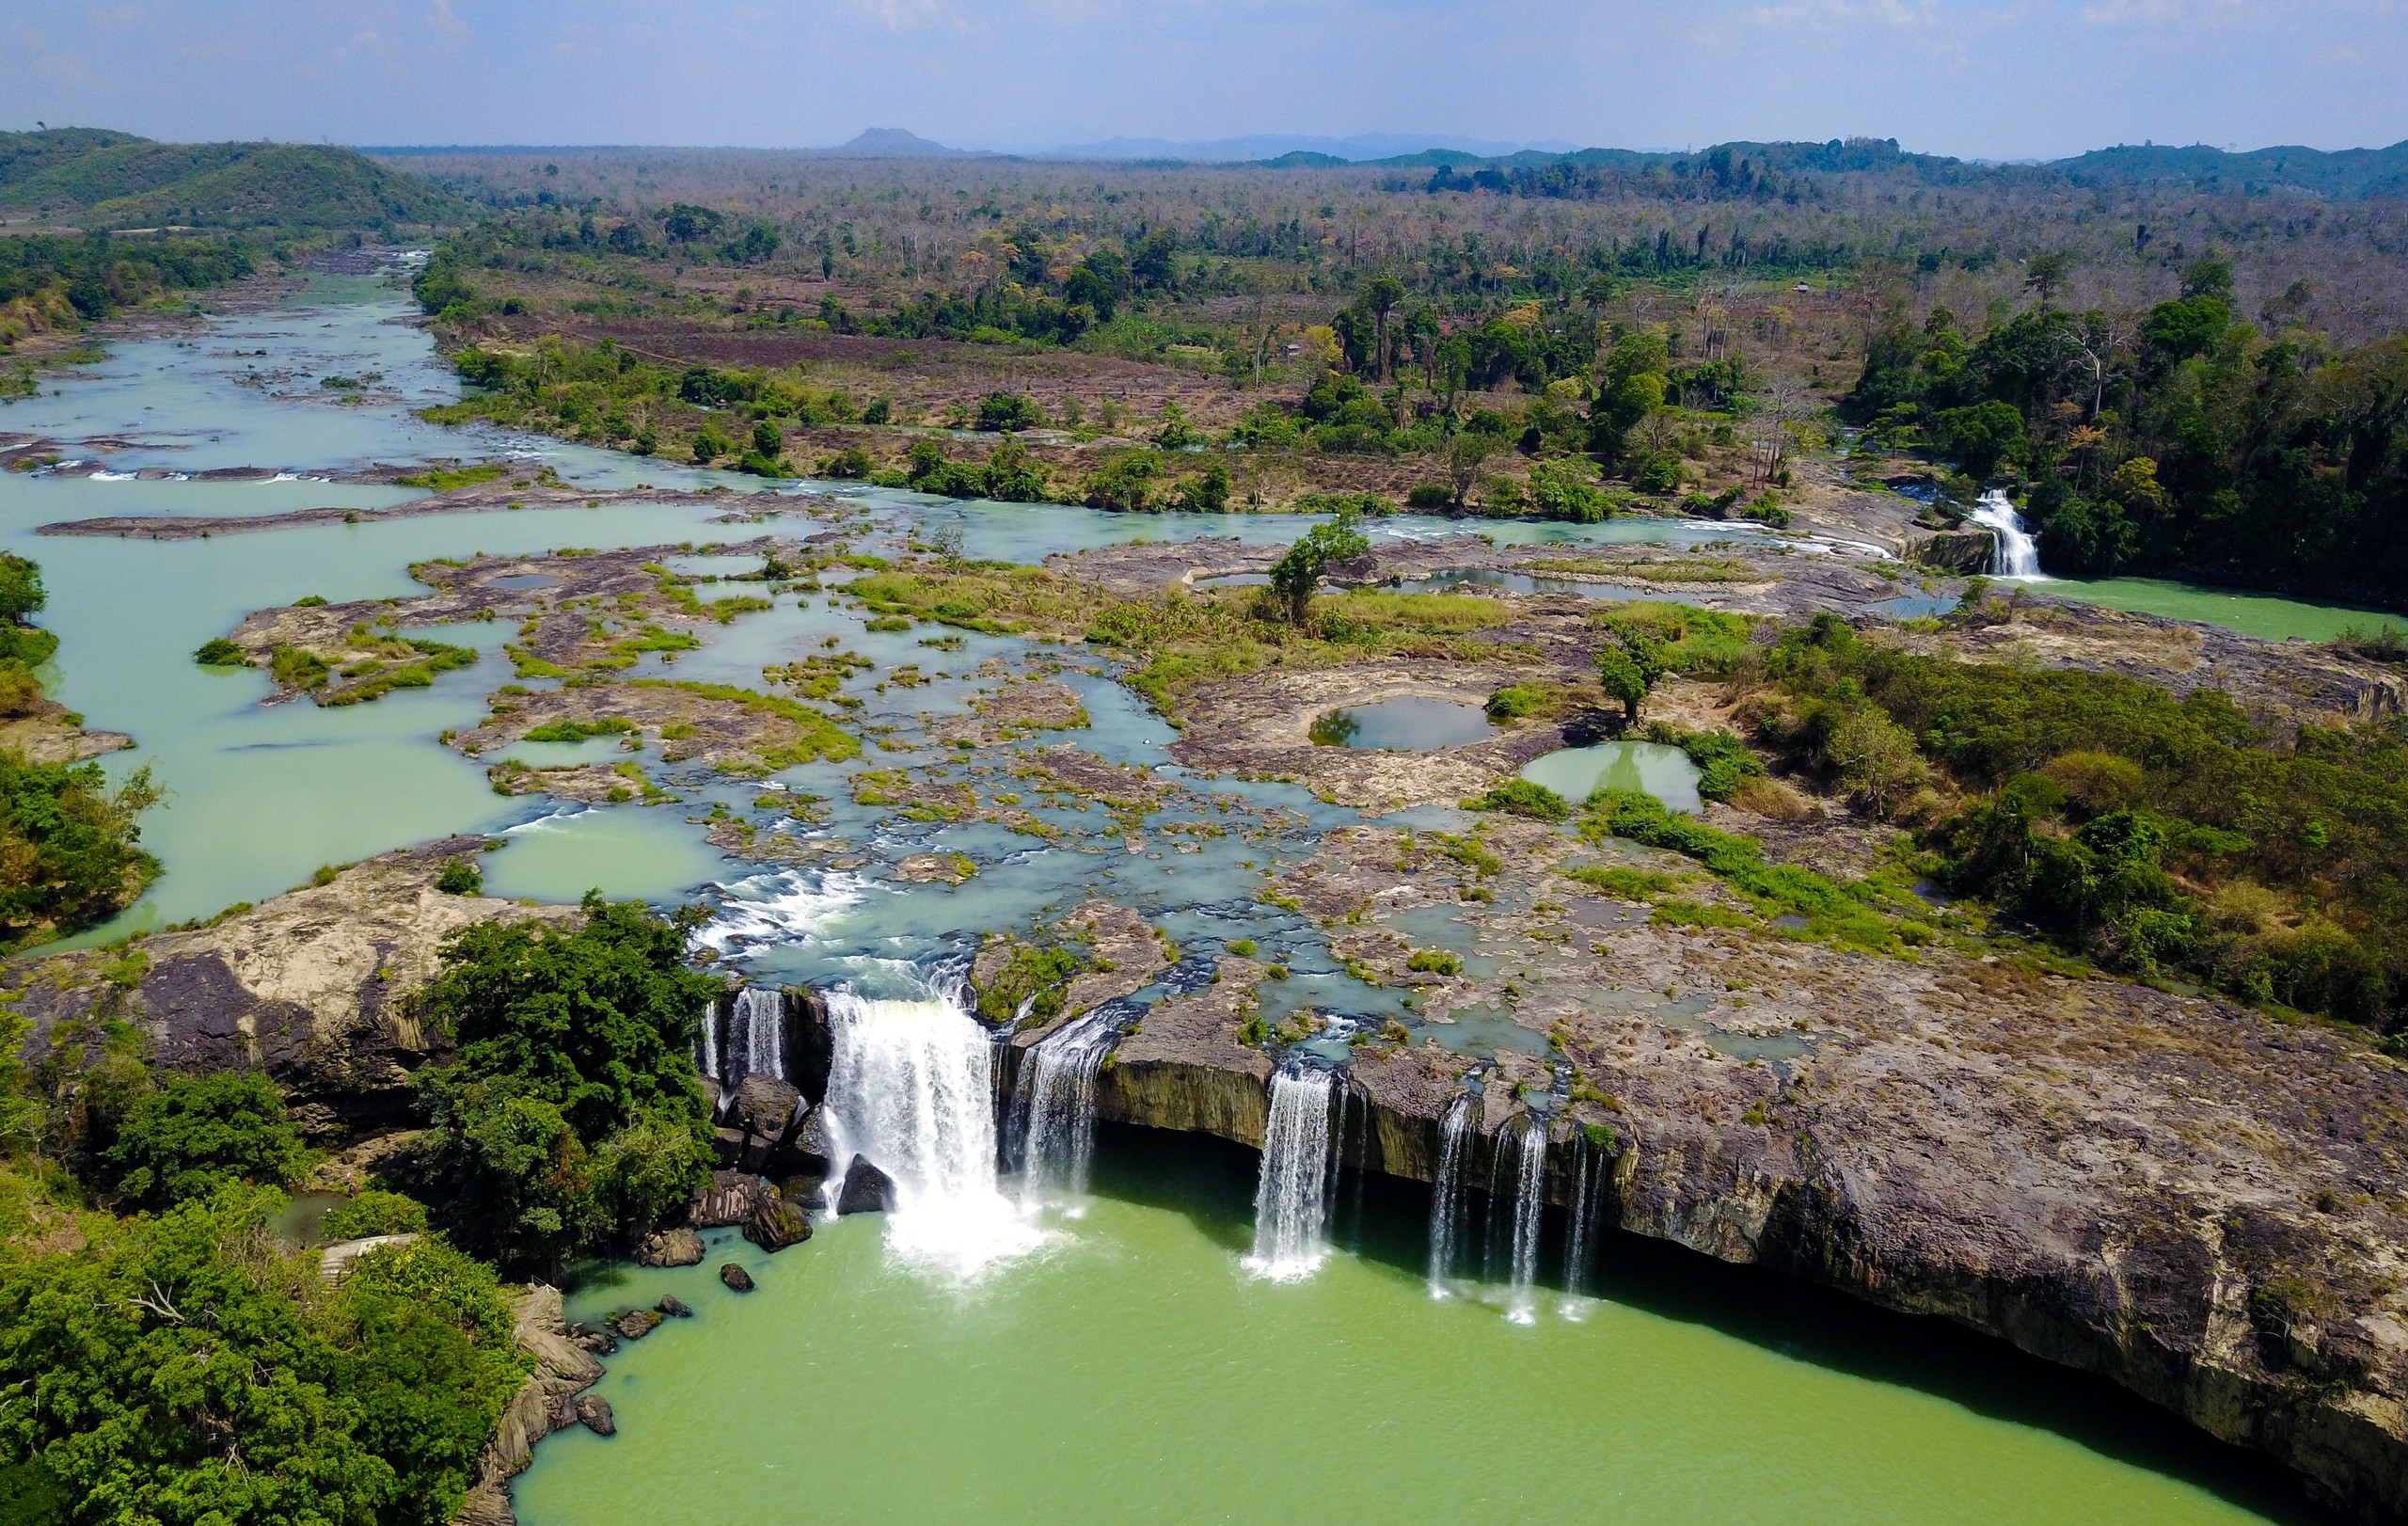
[[720, 1263, 755, 1292], [835, 1153, 895, 1216], [657, 1295, 692, 1319], [743, 1191, 813, 1252], [633, 1228, 704, 1267], [575, 1393, 615, 1437]]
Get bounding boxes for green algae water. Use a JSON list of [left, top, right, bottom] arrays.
[[513, 1141, 2303, 1526], [2041, 576, 2405, 644]]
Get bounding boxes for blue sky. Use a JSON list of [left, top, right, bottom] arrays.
[[6, 0, 2402, 159]]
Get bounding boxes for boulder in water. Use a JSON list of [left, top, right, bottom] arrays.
[[569, 1321, 618, 1355], [633, 1228, 704, 1267], [835, 1153, 895, 1216], [612, 1309, 659, 1340], [575, 1394, 615, 1437], [743, 1191, 813, 1252], [720, 1262, 755, 1292], [657, 1294, 692, 1319], [790, 1106, 836, 1171]]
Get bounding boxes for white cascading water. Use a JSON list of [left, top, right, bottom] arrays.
[[728, 986, 783, 1084], [1562, 1134, 1609, 1298], [817, 978, 1041, 1275], [1244, 1068, 1337, 1280], [1425, 1093, 1474, 1296], [697, 998, 721, 1082], [1970, 488, 2045, 580], [1505, 1120, 1548, 1325], [1010, 1009, 1117, 1208]]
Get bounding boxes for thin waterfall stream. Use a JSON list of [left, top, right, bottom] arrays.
[[1505, 1120, 1547, 1325], [1244, 1066, 1338, 1280], [1009, 1006, 1121, 1207], [1426, 1093, 1474, 1296], [727, 985, 783, 1085]]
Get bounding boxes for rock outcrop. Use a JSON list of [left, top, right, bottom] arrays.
[[979, 832, 2408, 1526], [632, 1228, 704, 1267], [452, 1285, 605, 1526], [7, 838, 575, 1134]]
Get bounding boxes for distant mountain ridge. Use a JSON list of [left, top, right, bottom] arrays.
[[0, 129, 466, 230]]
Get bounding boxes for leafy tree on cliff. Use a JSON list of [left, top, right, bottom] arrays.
[[409, 896, 719, 1270], [102, 1071, 306, 1212]]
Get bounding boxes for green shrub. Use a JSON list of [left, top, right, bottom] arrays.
[[322, 1189, 431, 1240], [1464, 779, 1568, 821], [1484, 683, 1547, 720], [520, 717, 636, 742], [102, 1071, 307, 1212], [434, 859, 482, 897], [193, 638, 246, 666], [1405, 948, 1464, 976]]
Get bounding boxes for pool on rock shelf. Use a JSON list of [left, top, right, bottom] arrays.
[[511, 1133, 2310, 1526], [1310, 696, 1497, 750]]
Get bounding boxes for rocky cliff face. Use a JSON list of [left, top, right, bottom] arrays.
[[932, 819, 2408, 1525], [7, 837, 572, 1134]]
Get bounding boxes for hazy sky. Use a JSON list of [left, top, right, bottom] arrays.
[[7, 0, 2403, 160]]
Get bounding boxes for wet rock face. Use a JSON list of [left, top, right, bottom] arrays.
[[612, 1310, 659, 1340], [575, 1394, 615, 1437], [720, 1263, 755, 1293], [656, 1295, 692, 1319], [835, 1154, 895, 1216], [633, 1228, 704, 1268]]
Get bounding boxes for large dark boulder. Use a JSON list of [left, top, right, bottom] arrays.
[[576, 1394, 615, 1437], [835, 1154, 895, 1216], [731, 1073, 802, 1142], [721, 1263, 755, 1293]]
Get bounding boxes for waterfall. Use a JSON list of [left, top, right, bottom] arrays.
[[1010, 1009, 1118, 1207], [1563, 1132, 1609, 1297], [1244, 1068, 1337, 1280], [1970, 489, 2045, 580], [1505, 1120, 1547, 1325], [1426, 1094, 1473, 1296], [817, 979, 1041, 1274], [727, 986, 784, 1084], [698, 997, 721, 1082]]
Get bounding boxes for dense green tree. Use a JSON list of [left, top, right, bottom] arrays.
[[0, 1187, 527, 1526], [0, 557, 45, 627], [101, 1071, 304, 1212], [409, 897, 717, 1269]]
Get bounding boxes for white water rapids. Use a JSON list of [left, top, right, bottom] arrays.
[[816, 976, 1042, 1277], [1969, 489, 2046, 580]]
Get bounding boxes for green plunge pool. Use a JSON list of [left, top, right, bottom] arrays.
[[511, 1137, 2304, 1526]]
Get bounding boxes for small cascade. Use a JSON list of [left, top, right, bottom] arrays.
[[1425, 1093, 1474, 1295], [1562, 1132, 1610, 1297], [1970, 489, 2045, 580], [817, 978, 1039, 1273], [1009, 1007, 1120, 1207], [1504, 1120, 1547, 1325], [1244, 1067, 1338, 1280], [726, 986, 784, 1084], [697, 997, 721, 1083]]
